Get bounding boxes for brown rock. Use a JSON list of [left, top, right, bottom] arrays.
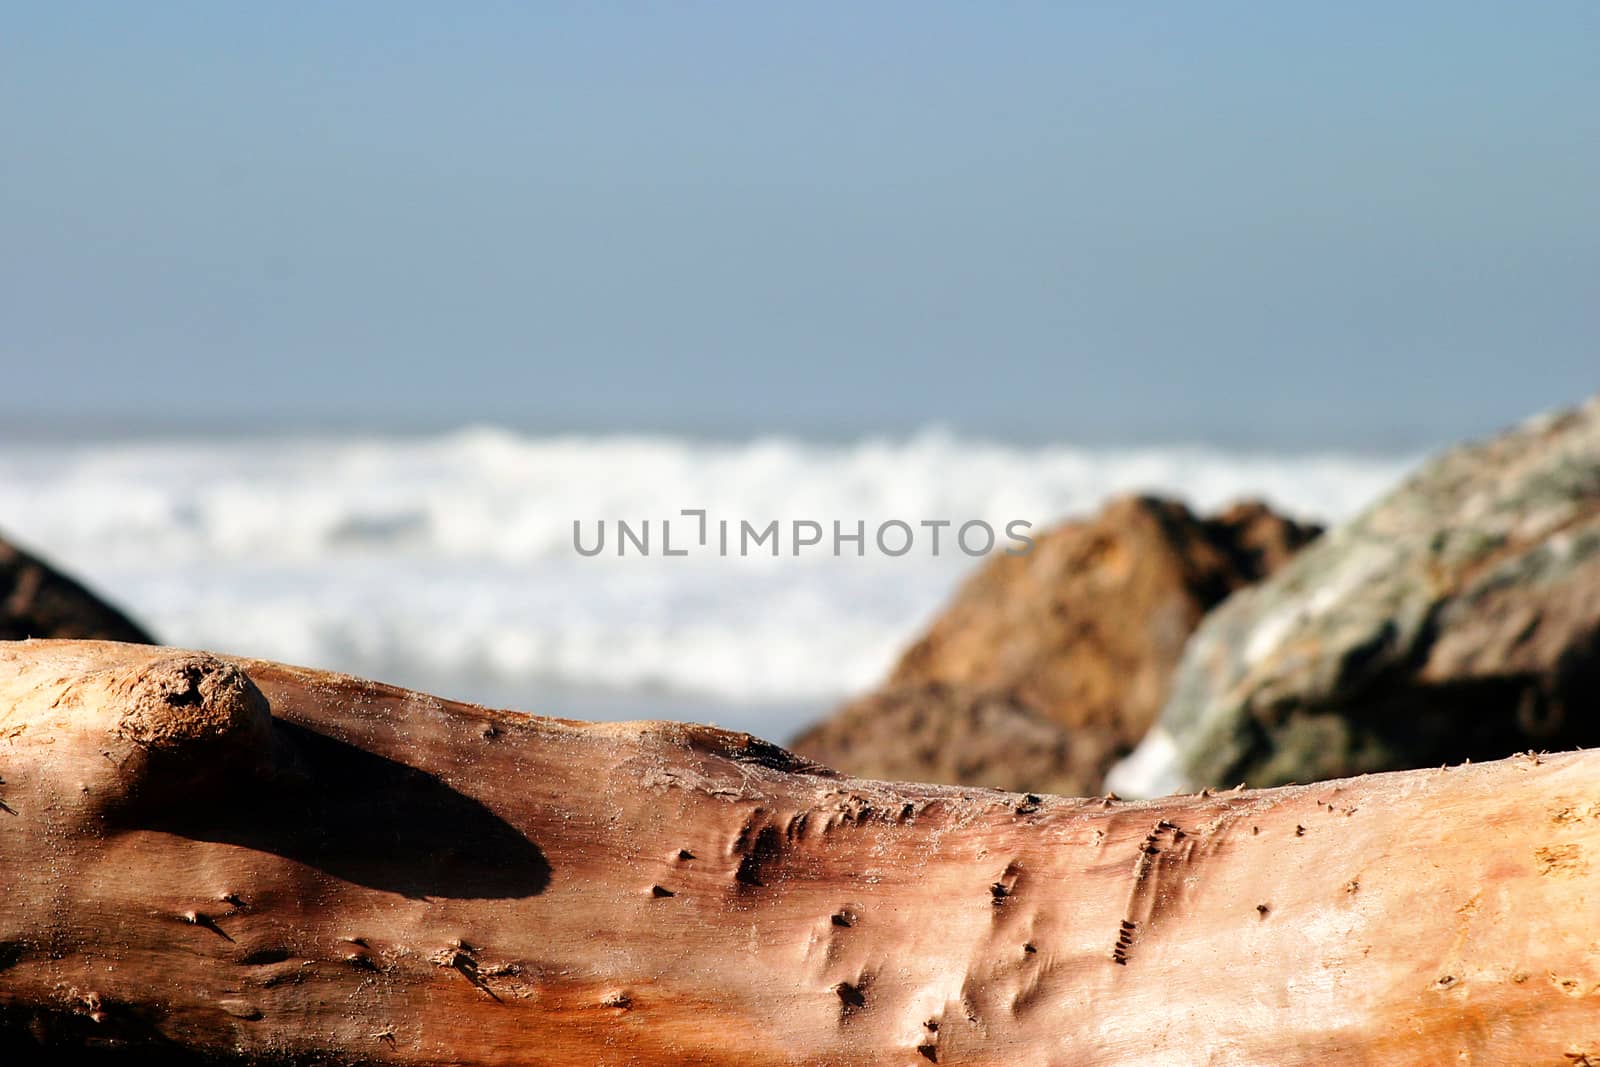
[[792, 496, 1319, 793], [790, 683, 1080, 795], [0, 535, 154, 644]]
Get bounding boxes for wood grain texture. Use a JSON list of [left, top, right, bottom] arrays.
[[2, 639, 1598, 1065]]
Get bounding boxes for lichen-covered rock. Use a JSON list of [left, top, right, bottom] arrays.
[[1108, 396, 1600, 798], [793, 496, 1320, 793], [0, 535, 153, 643]]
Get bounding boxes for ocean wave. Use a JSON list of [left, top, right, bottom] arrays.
[[0, 428, 1419, 713]]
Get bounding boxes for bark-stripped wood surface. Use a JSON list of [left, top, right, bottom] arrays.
[[2, 639, 1599, 1065]]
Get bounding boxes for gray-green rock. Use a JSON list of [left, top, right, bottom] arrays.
[[1107, 396, 1600, 797]]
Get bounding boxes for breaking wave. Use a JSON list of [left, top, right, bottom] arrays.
[[0, 427, 1418, 732]]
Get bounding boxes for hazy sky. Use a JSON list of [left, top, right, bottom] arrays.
[[3, 4, 1596, 447]]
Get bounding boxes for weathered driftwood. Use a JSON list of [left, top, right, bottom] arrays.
[[2, 640, 1599, 1065]]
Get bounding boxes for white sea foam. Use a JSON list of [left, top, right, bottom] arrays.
[[0, 428, 1418, 733]]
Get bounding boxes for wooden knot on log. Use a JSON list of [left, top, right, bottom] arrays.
[[99, 653, 275, 810], [112, 653, 270, 754]]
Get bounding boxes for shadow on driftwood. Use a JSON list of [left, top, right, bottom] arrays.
[[143, 721, 550, 900], [0, 1002, 227, 1067]]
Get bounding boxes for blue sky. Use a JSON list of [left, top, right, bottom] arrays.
[[2, 3, 1596, 447]]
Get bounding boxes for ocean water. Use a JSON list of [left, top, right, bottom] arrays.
[[0, 428, 1419, 740]]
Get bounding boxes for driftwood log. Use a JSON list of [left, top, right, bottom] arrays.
[[3, 640, 1600, 1065]]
